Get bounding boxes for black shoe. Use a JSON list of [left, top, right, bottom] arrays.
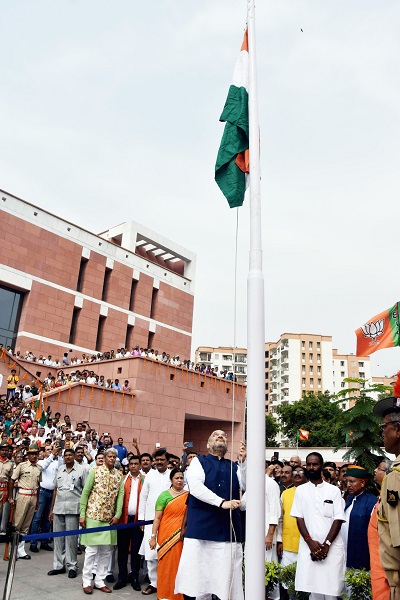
[[48, 568, 66, 575], [113, 580, 127, 590], [18, 555, 31, 560], [40, 543, 53, 551], [105, 575, 115, 583], [132, 579, 141, 592], [29, 545, 39, 553], [68, 570, 77, 579], [77, 548, 82, 555]]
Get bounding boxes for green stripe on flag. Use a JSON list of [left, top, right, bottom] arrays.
[[389, 302, 400, 346], [215, 85, 249, 208]]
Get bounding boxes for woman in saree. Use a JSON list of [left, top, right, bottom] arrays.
[[149, 468, 188, 599]]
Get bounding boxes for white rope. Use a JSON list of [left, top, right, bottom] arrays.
[[228, 207, 240, 600]]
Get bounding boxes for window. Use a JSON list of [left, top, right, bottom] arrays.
[[317, 354, 321, 362], [76, 257, 88, 293], [222, 354, 232, 361], [301, 341, 305, 349], [309, 353, 313, 362], [302, 378, 306, 385], [214, 354, 219, 359], [358, 361, 364, 367], [125, 324, 134, 349], [360, 372, 365, 378], [265, 351, 269, 358], [0, 285, 24, 349], [341, 371, 345, 377], [309, 366, 313, 374], [318, 378, 321, 387], [340, 361, 345, 367], [129, 279, 138, 312], [265, 383, 269, 390], [317, 342, 320, 350], [310, 378, 314, 386], [95, 314, 105, 350], [317, 366, 321, 374], [309, 341, 313, 349], [265, 361, 269, 369], [101, 267, 112, 302], [302, 353, 305, 361], [148, 330, 155, 348], [150, 288, 158, 319], [341, 382, 345, 388]]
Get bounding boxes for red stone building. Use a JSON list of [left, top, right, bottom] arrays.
[[0, 188, 195, 360]]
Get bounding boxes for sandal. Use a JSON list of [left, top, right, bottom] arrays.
[[142, 585, 157, 595]]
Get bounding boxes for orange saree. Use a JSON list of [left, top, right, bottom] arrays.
[[157, 491, 188, 600]]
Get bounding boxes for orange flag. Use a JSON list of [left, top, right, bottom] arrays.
[[299, 429, 309, 441], [355, 302, 400, 357]]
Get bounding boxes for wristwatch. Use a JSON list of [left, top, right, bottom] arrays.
[[324, 539, 331, 546], [150, 534, 156, 538]]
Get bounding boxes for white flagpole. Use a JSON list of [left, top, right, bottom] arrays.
[[245, 1, 266, 599]]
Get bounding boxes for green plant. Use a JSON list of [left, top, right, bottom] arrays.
[[344, 568, 371, 600], [265, 561, 281, 594], [279, 562, 309, 599]]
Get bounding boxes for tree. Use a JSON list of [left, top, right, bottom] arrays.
[[335, 378, 393, 473], [265, 414, 280, 447], [276, 391, 346, 447]]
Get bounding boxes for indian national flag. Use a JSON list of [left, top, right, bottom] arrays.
[[299, 429, 309, 441], [355, 302, 400, 357], [215, 29, 249, 208], [35, 387, 47, 426]]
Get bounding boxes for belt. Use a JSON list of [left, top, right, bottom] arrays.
[[18, 489, 38, 496], [40, 487, 54, 492]]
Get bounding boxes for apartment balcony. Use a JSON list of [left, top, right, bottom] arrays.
[[281, 369, 289, 377], [281, 381, 289, 390], [281, 360, 289, 369]]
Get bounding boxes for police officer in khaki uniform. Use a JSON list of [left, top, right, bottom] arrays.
[[0, 441, 14, 533], [12, 443, 42, 559], [374, 392, 400, 599]]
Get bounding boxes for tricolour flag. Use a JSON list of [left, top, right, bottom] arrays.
[[215, 29, 249, 208], [34, 387, 47, 426], [355, 302, 400, 357], [299, 429, 309, 441]]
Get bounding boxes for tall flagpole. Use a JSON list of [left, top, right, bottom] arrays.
[[245, 1, 266, 599]]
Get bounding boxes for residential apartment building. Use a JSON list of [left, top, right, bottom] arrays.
[[0, 189, 196, 359], [195, 346, 247, 384], [265, 333, 372, 413]]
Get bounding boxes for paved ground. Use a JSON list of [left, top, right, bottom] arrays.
[[0, 543, 146, 600]]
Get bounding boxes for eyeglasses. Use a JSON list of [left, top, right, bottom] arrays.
[[376, 466, 388, 473], [379, 421, 400, 434]]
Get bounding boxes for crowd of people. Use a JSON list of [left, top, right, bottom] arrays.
[[1, 345, 238, 389], [2, 368, 400, 599]]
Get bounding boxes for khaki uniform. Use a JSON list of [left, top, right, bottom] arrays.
[[0, 458, 13, 532], [12, 461, 42, 534], [378, 455, 400, 599]]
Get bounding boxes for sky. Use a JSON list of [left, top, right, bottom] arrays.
[[1, 0, 400, 377]]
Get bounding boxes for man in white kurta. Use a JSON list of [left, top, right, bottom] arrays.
[[137, 450, 171, 593], [265, 474, 281, 600], [290, 452, 345, 600], [175, 431, 246, 600]]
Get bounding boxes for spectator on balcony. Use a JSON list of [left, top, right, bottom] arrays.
[[111, 379, 121, 391], [22, 386, 33, 402], [121, 380, 131, 393], [132, 346, 141, 357], [62, 352, 70, 366], [97, 375, 106, 387], [86, 372, 97, 385], [6, 370, 19, 402]]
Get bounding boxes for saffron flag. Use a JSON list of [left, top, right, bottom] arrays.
[[215, 29, 249, 208], [299, 429, 309, 441], [355, 302, 400, 357]]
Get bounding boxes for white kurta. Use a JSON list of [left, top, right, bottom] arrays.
[[137, 468, 171, 560], [290, 481, 345, 596], [175, 456, 246, 600]]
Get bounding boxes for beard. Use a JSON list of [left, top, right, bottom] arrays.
[[304, 467, 322, 481], [210, 441, 227, 456]]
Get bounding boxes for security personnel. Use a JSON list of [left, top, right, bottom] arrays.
[[374, 391, 400, 599], [0, 442, 14, 533], [12, 443, 42, 559]]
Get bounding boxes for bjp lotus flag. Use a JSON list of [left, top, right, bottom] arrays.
[[355, 302, 400, 357], [299, 429, 310, 441]]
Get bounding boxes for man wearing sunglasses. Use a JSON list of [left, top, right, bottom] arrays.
[[374, 392, 400, 599]]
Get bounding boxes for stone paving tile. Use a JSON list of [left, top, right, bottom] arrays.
[[0, 545, 144, 600]]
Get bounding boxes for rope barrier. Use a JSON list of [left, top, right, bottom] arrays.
[[22, 519, 153, 542]]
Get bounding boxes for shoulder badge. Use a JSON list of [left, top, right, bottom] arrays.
[[387, 489, 399, 507]]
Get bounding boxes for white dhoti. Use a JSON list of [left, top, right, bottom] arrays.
[[175, 538, 243, 600]]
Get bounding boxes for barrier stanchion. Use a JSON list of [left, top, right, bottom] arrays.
[[2, 531, 19, 600]]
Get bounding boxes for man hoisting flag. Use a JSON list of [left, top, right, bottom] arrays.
[[355, 302, 400, 356]]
